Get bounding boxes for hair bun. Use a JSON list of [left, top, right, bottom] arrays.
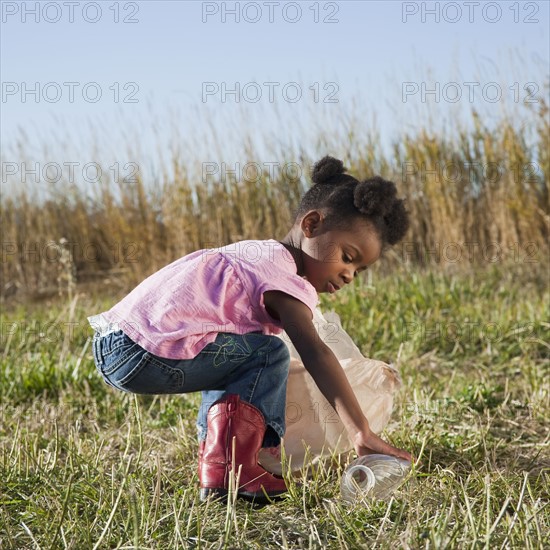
[[353, 176, 397, 217], [383, 199, 409, 245], [311, 155, 346, 184]]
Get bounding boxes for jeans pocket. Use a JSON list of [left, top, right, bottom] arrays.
[[101, 342, 142, 377], [101, 330, 136, 359], [116, 352, 185, 395]]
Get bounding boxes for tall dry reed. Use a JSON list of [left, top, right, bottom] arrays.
[[1, 101, 548, 301]]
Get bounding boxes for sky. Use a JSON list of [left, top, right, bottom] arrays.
[[1, 0, 549, 193]]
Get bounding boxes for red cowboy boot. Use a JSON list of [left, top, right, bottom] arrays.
[[197, 440, 205, 478], [199, 394, 287, 503]]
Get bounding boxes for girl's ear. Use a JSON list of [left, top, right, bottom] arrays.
[[301, 210, 323, 237]]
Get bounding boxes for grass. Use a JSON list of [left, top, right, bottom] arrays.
[[1, 263, 548, 549], [1, 83, 548, 548]]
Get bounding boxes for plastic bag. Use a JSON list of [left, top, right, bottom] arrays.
[[258, 307, 402, 475]]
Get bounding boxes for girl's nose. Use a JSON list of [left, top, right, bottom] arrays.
[[340, 269, 354, 284]]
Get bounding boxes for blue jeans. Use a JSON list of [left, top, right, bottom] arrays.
[[92, 330, 290, 447]]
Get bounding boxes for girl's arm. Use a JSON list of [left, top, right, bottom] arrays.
[[263, 290, 412, 461]]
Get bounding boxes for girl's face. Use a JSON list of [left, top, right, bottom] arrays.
[[299, 212, 382, 294]]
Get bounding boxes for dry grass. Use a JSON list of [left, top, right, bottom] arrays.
[[1, 99, 548, 302]]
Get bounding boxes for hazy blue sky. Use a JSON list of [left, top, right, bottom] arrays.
[[1, 0, 548, 189]]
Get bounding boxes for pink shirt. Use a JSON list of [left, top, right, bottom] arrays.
[[99, 239, 319, 359]]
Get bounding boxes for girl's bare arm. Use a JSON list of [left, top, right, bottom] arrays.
[[263, 290, 412, 461]]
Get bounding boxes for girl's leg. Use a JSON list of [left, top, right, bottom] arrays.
[[94, 330, 290, 445], [196, 333, 289, 447], [93, 329, 290, 502]]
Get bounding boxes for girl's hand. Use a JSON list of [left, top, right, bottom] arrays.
[[353, 428, 413, 462]]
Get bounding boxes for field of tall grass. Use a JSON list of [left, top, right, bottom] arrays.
[[1, 99, 548, 300], [1, 96, 548, 548]]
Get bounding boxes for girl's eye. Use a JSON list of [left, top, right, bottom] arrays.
[[343, 254, 353, 263]]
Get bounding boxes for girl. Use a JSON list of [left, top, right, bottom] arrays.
[[89, 155, 413, 504]]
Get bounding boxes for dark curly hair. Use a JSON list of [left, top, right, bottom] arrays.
[[295, 156, 410, 247]]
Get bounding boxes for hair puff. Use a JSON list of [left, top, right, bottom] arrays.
[[311, 155, 346, 184], [353, 176, 397, 217], [382, 199, 410, 245]]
